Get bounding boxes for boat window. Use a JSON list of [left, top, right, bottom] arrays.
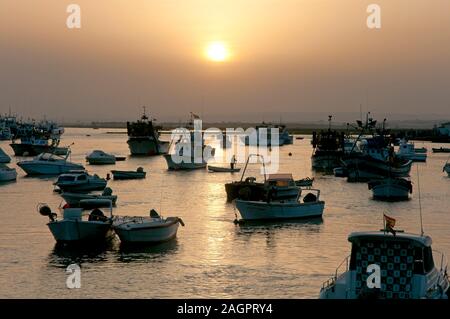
[[77, 175, 87, 181], [58, 176, 75, 182], [412, 246, 434, 274]]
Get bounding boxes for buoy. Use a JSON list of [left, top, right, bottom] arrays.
[[288, 152, 292, 156]]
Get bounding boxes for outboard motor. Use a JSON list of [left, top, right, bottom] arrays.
[[150, 209, 160, 218], [38, 204, 57, 222]]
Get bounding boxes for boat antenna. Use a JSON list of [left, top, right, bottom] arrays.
[[416, 164, 424, 236]]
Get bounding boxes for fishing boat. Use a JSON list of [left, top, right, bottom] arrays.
[[432, 147, 450, 153], [113, 209, 184, 244], [208, 165, 240, 173], [368, 177, 412, 200], [10, 136, 67, 156], [111, 167, 146, 180], [311, 116, 345, 170], [54, 171, 107, 193], [319, 228, 450, 299], [86, 150, 116, 165], [225, 154, 303, 202], [397, 140, 427, 162], [61, 188, 117, 207], [235, 188, 324, 221], [164, 127, 215, 170], [443, 163, 450, 177], [17, 151, 84, 175], [0, 164, 17, 182], [38, 202, 114, 244], [0, 147, 11, 163], [127, 107, 169, 155]]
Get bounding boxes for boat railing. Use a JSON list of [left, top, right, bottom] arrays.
[[322, 255, 350, 290], [433, 250, 448, 274]]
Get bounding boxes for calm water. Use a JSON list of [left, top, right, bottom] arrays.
[[0, 128, 449, 298]]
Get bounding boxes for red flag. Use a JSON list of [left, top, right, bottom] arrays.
[[384, 214, 396, 235]]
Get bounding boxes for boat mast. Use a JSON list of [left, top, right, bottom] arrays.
[[416, 164, 424, 236]]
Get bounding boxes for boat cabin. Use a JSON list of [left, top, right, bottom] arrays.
[[265, 174, 296, 187], [347, 231, 441, 299]]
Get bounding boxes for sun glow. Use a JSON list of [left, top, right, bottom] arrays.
[[205, 41, 230, 62]]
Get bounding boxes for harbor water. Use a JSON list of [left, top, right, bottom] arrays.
[[0, 128, 449, 298]]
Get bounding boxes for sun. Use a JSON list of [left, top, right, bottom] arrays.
[[205, 41, 230, 62]]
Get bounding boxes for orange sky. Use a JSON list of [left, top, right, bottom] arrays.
[[1, 0, 450, 122]]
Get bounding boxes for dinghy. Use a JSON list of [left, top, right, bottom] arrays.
[[235, 188, 324, 221], [295, 177, 314, 187], [38, 201, 114, 244], [113, 209, 184, 244], [61, 187, 118, 206], [208, 165, 240, 173], [111, 167, 146, 180]]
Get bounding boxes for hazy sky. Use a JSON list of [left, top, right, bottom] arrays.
[[1, 0, 450, 122]]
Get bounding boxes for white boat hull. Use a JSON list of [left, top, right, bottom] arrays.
[[235, 199, 325, 221], [48, 220, 113, 243], [18, 162, 84, 175], [114, 218, 180, 243], [61, 192, 117, 206], [0, 168, 17, 182]]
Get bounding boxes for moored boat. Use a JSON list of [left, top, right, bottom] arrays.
[[17, 151, 84, 175], [319, 228, 450, 299], [113, 209, 184, 244], [111, 167, 146, 180], [432, 147, 450, 153], [54, 171, 107, 193], [368, 177, 412, 200], [235, 188, 324, 221], [61, 188, 117, 207], [38, 202, 114, 245], [208, 165, 240, 173], [397, 140, 427, 162], [443, 163, 450, 177], [86, 150, 116, 165]]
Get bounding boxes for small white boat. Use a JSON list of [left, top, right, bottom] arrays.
[[208, 165, 240, 173], [111, 167, 146, 180], [54, 171, 107, 193], [17, 151, 84, 175], [113, 209, 184, 244], [444, 163, 450, 177], [0, 147, 11, 163], [397, 141, 427, 162], [368, 177, 412, 200], [320, 229, 450, 299], [61, 188, 117, 207], [38, 202, 114, 244], [0, 164, 17, 182], [235, 189, 325, 221], [86, 150, 116, 165]]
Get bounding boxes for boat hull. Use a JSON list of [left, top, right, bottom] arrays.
[[114, 218, 180, 244], [163, 154, 207, 170], [47, 220, 113, 243], [10, 143, 67, 156], [17, 162, 85, 175], [56, 181, 107, 193], [86, 158, 116, 165], [0, 168, 17, 182], [208, 165, 240, 173], [235, 199, 325, 221], [111, 170, 146, 180], [369, 179, 412, 200], [127, 137, 169, 155]]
